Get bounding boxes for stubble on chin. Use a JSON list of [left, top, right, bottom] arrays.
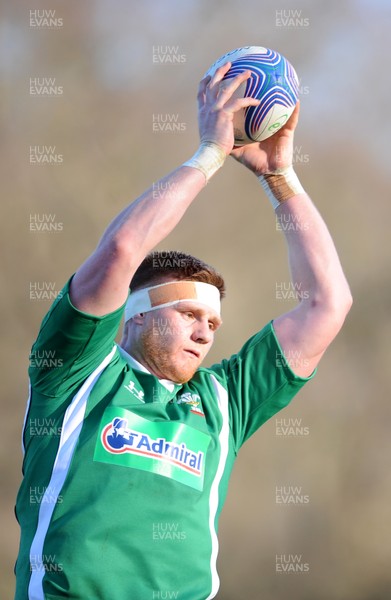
[[140, 328, 199, 384]]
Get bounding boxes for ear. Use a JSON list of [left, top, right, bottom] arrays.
[[132, 312, 145, 325]]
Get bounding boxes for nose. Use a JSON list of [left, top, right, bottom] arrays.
[[191, 319, 213, 345]]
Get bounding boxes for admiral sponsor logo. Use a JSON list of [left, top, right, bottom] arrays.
[[102, 418, 204, 476]]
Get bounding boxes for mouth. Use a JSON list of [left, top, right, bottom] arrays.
[[184, 349, 200, 359]]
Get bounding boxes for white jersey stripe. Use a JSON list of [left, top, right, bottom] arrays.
[[206, 375, 230, 600], [21, 382, 32, 455], [28, 345, 117, 600]]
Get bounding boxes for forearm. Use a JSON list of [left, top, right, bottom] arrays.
[[277, 193, 352, 314], [70, 164, 206, 314], [100, 165, 205, 265]]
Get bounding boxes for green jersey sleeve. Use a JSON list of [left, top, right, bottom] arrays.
[[28, 276, 127, 398], [210, 321, 316, 452]]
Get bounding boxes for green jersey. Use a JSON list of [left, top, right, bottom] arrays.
[[15, 277, 315, 600]]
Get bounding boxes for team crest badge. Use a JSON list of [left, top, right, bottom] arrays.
[[175, 392, 204, 416]]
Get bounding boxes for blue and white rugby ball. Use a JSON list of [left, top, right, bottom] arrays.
[[205, 46, 299, 145]]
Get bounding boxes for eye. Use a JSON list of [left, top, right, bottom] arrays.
[[184, 311, 194, 319]]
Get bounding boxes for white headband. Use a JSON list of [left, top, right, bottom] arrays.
[[124, 280, 221, 322]]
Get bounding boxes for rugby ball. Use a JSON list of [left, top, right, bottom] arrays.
[[205, 46, 299, 145]]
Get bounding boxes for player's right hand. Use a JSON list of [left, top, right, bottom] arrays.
[[230, 102, 300, 175], [197, 63, 260, 156]]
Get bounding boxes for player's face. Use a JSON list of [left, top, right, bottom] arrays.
[[139, 301, 222, 383]]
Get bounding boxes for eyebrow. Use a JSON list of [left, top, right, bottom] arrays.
[[175, 303, 222, 328]]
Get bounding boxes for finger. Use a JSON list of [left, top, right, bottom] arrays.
[[214, 69, 253, 108], [209, 62, 232, 89], [223, 96, 260, 114], [283, 100, 300, 132], [197, 75, 211, 109]]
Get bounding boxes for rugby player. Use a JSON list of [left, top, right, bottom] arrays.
[[15, 63, 352, 599]]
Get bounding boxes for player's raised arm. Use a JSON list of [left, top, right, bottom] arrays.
[[70, 65, 260, 316], [231, 103, 353, 377]]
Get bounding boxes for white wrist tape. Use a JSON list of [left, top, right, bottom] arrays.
[[183, 142, 226, 182], [258, 166, 305, 210]]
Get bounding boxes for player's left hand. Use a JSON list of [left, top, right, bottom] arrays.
[[197, 63, 261, 156], [230, 101, 300, 175]]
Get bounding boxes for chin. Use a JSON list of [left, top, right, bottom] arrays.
[[167, 370, 195, 385], [163, 363, 199, 384]]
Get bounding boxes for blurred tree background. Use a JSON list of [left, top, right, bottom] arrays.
[[1, 0, 391, 598]]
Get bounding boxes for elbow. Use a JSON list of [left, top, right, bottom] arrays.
[[312, 287, 353, 332], [334, 291, 353, 331], [304, 282, 352, 327], [344, 289, 353, 315], [104, 233, 137, 270], [319, 277, 353, 318], [335, 284, 353, 321]]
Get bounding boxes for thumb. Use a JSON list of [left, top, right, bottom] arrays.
[[283, 100, 300, 133]]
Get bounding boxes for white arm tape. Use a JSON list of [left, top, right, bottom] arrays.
[[182, 142, 226, 182], [258, 166, 305, 210]]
